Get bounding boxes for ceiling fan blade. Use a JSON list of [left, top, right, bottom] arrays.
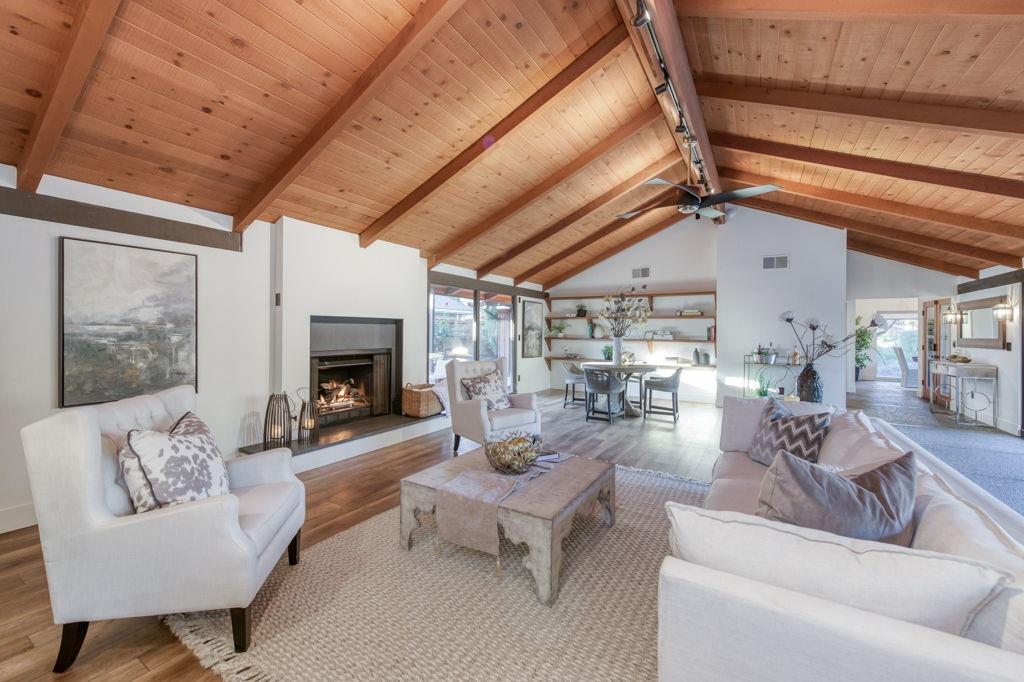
[[643, 177, 702, 201], [617, 205, 670, 220], [696, 206, 726, 219], [699, 184, 782, 207]]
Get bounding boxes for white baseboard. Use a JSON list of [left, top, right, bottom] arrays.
[[290, 415, 451, 474], [0, 502, 36, 534]]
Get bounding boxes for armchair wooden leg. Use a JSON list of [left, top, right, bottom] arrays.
[[230, 605, 251, 653], [53, 621, 89, 673], [453, 434, 461, 454], [288, 530, 301, 565]]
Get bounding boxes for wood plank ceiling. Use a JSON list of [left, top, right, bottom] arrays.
[[2, 0, 1024, 285]]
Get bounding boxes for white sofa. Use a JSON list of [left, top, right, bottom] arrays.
[[445, 357, 541, 452], [20, 386, 305, 672], [660, 397, 1024, 681]]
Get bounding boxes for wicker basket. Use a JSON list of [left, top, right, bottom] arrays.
[[402, 383, 443, 418]]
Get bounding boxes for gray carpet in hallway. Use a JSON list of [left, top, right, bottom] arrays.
[[848, 381, 1024, 515]]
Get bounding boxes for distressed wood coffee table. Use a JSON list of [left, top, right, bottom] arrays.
[[400, 449, 615, 606]]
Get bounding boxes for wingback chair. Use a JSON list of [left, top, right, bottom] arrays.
[[445, 358, 541, 452], [19, 386, 305, 672]]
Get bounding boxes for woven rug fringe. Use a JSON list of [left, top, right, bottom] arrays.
[[614, 463, 709, 487], [163, 615, 271, 681]]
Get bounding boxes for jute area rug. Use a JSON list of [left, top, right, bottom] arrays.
[[165, 466, 708, 681]]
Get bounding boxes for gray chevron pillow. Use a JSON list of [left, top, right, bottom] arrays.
[[749, 406, 831, 466]]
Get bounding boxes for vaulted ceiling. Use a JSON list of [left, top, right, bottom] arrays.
[[3, 0, 1024, 285]]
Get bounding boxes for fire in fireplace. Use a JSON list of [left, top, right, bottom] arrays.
[[310, 350, 392, 427]]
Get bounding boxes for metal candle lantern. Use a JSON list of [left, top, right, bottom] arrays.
[[263, 393, 293, 447], [296, 387, 318, 442]]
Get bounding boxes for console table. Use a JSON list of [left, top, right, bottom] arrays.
[[928, 360, 998, 427]]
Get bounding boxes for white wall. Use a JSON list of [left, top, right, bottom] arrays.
[[848, 251, 957, 300], [954, 267, 1020, 435], [717, 206, 848, 407], [0, 173, 274, 533]]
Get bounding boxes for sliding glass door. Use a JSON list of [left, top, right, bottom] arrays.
[[427, 284, 516, 389]]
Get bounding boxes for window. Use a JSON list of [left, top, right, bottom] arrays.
[[873, 314, 918, 379], [428, 284, 516, 388]]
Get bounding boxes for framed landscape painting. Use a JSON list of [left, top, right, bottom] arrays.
[[522, 300, 543, 359], [60, 238, 198, 407]]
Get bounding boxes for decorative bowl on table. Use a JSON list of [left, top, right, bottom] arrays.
[[484, 433, 541, 474]]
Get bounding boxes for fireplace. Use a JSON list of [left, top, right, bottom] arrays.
[[308, 316, 402, 429]]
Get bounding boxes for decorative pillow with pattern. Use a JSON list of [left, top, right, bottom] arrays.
[[749, 400, 830, 466], [118, 412, 230, 513], [461, 369, 512, 410]]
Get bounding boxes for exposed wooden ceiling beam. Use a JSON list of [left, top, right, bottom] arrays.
[[543, 213, 687, 289], [711, 132, 1024, 201], [645, 0, 722, 195], [697, 82, 1024, 141], [231, 0, 466, 233], [426, 104, 662, 269], [847, 238, 980, 279], [476, 152, 679, 278], [721, 167, 1024, 241], [358, 23, 630, 248], [17, 0, 121, 193], [735, 197, 1016, 268], [513, 189, 678, 284], [674, 0, 1024, 21]]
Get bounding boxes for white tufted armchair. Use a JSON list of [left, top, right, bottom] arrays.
[[445, 358, 541, 452], [20, 386, 304, 672]]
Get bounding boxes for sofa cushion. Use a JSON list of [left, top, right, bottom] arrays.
[[118, 412, 230, 513], [749, 410, 831, 466], [829, 431, 908, 474], [487, 408, 536, 431], [817, 410, 874, 467], [666, 502, 1011, 636], [235, 481, 302, 556], [712, 451, 769, 483], [704, 477, 763, 515], [913, 473, 1024, 654], [719, 397, 834, 453], [758, 450, 918, 545]]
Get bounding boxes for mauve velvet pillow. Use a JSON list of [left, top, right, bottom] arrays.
[[757, 449, 918, 546]]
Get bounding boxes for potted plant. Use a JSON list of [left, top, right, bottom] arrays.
[[599, 286, 650, 364], [780, 311, 886, 402], [854, 315, 873, 381], [753, 368, 776, 397], [545, 321, 568, 338], [602, 344, 614, 361], [576, 303, 588, 318]]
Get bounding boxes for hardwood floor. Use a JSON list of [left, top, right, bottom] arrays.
[[0, 390, 720, 680]]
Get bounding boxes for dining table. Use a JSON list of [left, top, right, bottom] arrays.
[[581, 361, 661, 418]]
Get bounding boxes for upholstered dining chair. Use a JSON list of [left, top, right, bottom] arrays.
[[20, 386, 305, 672], [894, 346, 919, 390], [584, 367, 626, 424], [644, 367, 684, 421], [561, 362, 587, 407], [445, 357, 541, 452]]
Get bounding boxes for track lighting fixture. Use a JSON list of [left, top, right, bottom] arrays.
[[631, 0, 651, 28], [654, 82, 668, 95]]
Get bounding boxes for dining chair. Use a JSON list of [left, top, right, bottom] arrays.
[[584, 368, 626, 424], [644, 367, 683, 421], [562, 362, 587, 407]]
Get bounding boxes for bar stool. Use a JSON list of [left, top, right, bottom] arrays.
[[644, 368, 683, 421], [584, 368, 626, 424], [562, 362, 587, 407]]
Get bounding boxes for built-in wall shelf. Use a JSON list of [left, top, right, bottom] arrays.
[[544, 355, 718, 370], [546, 289, 716, 310], [545, 314, 714, 320], [546, 336, 716, 351]]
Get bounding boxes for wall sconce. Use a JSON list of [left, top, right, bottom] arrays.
[[993, 301, 1014, 322], [296, 387, 318, 442], [942, 308, 963, 325], [263, 393, 293, 447]]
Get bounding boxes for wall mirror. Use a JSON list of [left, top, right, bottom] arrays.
[[957, 295, 1008, 349]]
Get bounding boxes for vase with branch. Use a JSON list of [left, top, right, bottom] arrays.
[[599, 286, 651, 364], [780, 311, 886, 402]]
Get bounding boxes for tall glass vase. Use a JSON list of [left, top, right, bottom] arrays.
[[612, 336, 623, 365], [797, 363, 824, 403]]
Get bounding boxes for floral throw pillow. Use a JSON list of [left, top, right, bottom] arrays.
[[461, 369, 512, 410], [118, 412, 230, 513]]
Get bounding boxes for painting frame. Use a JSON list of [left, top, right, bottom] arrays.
[[59, 237, 198, 408], [522, 299, 543, 359]]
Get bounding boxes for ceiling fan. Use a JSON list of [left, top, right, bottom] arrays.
[[618, 178, 782, 220]]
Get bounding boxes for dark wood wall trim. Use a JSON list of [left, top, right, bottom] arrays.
[[427, 270, 548, 300], [0, 186, 241, 252], [957, 268, 1024, 295]]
